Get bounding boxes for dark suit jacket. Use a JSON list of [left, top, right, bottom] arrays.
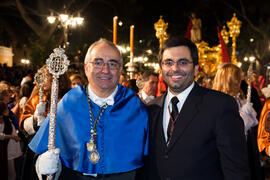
[[146, 83, 250, 180]]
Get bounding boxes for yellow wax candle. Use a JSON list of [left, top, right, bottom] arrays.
[[130, 25, 134, 53], [113, 16, 118, 45]]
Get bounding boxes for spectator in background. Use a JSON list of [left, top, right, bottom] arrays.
[[126, 79, 139, 93], [212, 63, 264, 180], [156, 72, 167, 97], [251, 72, 266, 104], [0, 85, 22, 180], [0, 83, 21, 136], [119, 74, 128, 86], [136, 71, 158, 104], [21, 74, 33, 86], [11, 81, 34, 131], [261, 82, 270, 99], [252, 72, 265, 90], [69, 73, 84, 88], [0, 101, 22, 180], [0, 101, 10, 180], [258, 98, 270, 160]]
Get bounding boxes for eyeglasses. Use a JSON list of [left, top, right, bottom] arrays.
[[161, 58, 193, 68], [89, 58, 121, 70]]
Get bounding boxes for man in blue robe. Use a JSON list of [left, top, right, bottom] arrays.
[[29, 38, 149, 180]]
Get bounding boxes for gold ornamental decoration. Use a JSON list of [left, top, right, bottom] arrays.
[[196, 14, 241, 78], [153, 14, 241, 78], [154, 16, 169, 49], [195, 41, 223, 77], [221, 26, 229, 44], [227, 13, 241, 65]]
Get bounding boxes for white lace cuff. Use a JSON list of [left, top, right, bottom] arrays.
[[23, 116, 36, 135]]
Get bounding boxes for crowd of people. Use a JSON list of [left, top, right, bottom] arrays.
[[1, 36, 270, 180]]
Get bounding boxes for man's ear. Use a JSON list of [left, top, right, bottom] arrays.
[[194, 65, 199, 76], [84, 64, 89, 75]]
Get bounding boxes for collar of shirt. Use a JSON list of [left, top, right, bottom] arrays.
[[166, 82, 194, 111], [163, 82, 194, 141], [141, 90, 155, 102], [87, 84, 118, 107]]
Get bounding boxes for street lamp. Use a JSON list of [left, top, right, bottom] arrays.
[[21, 58, 30, 65], [47, 12, 84, 48]]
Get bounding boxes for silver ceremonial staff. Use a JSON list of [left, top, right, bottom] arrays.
[[34, 68, 47, 103], [247, 60, 254, 104], [46, 47, 69, 180]]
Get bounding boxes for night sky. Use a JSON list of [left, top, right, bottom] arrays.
[[1, 0, 270, 68], [67, 0, 259, 55]]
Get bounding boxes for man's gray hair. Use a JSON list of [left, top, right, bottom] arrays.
[[136, 71, 158, 90], [84, 38, 123, 65]]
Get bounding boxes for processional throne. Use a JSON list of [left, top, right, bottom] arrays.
[[154, 14, 241, 79]]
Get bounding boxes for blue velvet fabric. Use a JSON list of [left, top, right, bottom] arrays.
[[29, 84, 149, 174]]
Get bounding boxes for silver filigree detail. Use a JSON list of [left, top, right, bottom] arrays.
[[46, 47, 69, 152], [46, 47, 70, 79], [34, 68, 47, 103]]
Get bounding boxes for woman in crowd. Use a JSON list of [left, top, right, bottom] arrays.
[[0, 96, 22, 179], [12, 81, 34, 124], [212, 63, 264, 180], [69, 73, 84, 88]]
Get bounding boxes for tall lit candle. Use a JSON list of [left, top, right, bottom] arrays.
[[113, 16, 118, 45], [130, 25, 134, 54]]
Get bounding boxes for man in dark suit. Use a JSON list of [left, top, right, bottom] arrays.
[[146, 36, 250, 180]]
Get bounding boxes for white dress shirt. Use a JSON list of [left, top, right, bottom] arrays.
[[163, 82, 194, 141], [141, 90, 155, 104], [87, 84, 118, 106]]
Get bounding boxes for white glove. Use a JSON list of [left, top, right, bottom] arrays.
[[34, 102, 46, 126], [34, 102, 47, 116], [36, 148, 61, 175], [241, 102, 253, 114], [36, 116, 46, 126], [240, 102, 258, 132]]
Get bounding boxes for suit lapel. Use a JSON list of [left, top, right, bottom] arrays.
[[167, 83, 203, 151], [150, 93, 168, 149]]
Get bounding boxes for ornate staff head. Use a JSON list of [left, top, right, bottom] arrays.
[[34, 68, 47, 102], [46, 47, 69, 78]]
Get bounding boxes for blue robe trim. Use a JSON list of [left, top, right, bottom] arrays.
[[29, 84, 149, 174]]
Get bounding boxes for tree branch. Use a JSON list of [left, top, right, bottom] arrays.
[[0, 17, 19, 47], [15, 0, 44, 37], [0, 1, 16, 7], [221, 0, 268, 39]]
